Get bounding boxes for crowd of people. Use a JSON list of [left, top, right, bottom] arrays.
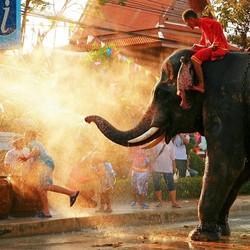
[[129, 133, 205, 210], [2, 129, 205, 217]]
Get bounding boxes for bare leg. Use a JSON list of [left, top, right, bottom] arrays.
[[132, 192, 138, 202], [46, 185, 76, 197], [37, 187, 50, 215], [46, 185, 79, 207], [103, 190, 112, 212], [170, 190, 180, 208], [100, 192, 105, 210], [105, 190, 112, 210], [155, 190, 162, 206], [190, 59, 205, 93], [140, 194, 145, 206]]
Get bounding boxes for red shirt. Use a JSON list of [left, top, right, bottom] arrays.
[[198, 17, 229, 50]]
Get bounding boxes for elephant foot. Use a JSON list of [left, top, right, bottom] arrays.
[[189, 225, 221, 241], [218, 223, 231, 236], [217, 215, 231, 236]]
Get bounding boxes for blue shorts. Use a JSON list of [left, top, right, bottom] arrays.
[[38, 166, 53, 188], [152, 171, 175, 192], [44, 157, 55, 169]]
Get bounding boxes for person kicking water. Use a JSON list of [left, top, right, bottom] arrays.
[[19, 130, 79, 218]]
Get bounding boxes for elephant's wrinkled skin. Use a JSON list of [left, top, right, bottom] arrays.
[[85, 49, 250, 241]]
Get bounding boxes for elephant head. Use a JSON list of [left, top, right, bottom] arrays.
[[85, 49, 204, 148]]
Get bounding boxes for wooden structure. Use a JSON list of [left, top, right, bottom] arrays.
[[68, 0, 210, 72]]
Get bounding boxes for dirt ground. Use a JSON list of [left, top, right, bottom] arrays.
[[1, 214, 250, 249]]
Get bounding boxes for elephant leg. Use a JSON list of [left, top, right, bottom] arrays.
[[189, 149, 246, 242], [217, 159, 250, 236]]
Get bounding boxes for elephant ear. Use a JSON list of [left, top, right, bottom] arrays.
[[159, 50, 195, 85], [160, 60, 174, 84]]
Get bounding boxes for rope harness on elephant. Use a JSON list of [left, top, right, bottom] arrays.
[[242, 56, 250, 161]]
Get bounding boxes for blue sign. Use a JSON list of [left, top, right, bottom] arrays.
[[0, 0, 21, 50]]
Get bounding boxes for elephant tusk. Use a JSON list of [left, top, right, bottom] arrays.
[[140, 134, 165, 149], [128, 127, 159, 143]]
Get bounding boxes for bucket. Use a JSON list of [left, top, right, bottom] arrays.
[[0, 176, 13, 219]]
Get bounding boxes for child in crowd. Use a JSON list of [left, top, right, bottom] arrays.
[[92, 157, 116, 213], [18, 130, 79, 218], [4, 134, 31, 176], [130, 147, 152, 209]]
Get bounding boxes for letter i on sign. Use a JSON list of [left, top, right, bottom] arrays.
[[0, 0, 21, 50]]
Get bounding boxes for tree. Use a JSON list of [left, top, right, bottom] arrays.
[[21, 0, 85, 47], [213, 0, 250, 50], [21, 0, 51, 45], [98, 0, 127, 5]]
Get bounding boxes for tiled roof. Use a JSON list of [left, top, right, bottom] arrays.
[[107, 35, 159, 46], [72, 0, 168, 40], [65, 36, 161, 52], [70, 0, 210, 51]]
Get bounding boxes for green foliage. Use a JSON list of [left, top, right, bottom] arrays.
[[188, 151, 205, 176], [240, 181, 250, 194], [148, 176, 202, 201], [113, 176, 250, 204], [113, 175, 250, 204], [186, 140, 195, 152], [85, 43, 118, 67], [176, 177, 202, 199], [213, 0, 250, 49], [113, 176, 203, 203], [98, 0, 127, 6], [21, 0, 51, 12]]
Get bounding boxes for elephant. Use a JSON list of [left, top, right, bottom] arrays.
[[85, 48, 250, 241]]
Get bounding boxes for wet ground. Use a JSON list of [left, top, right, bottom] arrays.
[[1, 214, 250, 249]]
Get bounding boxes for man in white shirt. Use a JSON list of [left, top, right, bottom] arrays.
[[151, 139, 180, 208], [172, 134, 190, 178]]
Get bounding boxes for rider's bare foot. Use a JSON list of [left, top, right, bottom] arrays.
[[188, 85, 205, 94]]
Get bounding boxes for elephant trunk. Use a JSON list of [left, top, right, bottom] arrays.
[[85, 108, 154, 147]]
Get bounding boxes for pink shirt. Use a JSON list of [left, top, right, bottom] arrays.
[[131, 148, 150, 172]]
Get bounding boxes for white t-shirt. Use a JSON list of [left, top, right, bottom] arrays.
[[4, 148, 30, 175], [173, 134, 190, 160], [152, 141, 175, 173]]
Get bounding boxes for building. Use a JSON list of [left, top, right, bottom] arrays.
[[68, 0, 210, 72]]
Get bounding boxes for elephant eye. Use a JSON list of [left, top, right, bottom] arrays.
[[154, 83, 176, 105], [154, 86, 167, 101]]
